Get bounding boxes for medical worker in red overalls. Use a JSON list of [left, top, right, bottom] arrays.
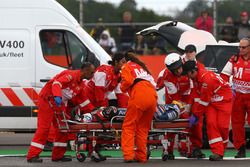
[[183, 60, 232, 161], [85, 53, 128, 108], [220, 37, 250, 158], [27, 62, 95, 163]]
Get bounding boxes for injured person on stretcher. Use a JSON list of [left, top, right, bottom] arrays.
[[70, 100, 185, 124], [63, 101, 195, 162]]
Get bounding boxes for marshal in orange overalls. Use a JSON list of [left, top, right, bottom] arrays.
[[120, 61, 157, 163]]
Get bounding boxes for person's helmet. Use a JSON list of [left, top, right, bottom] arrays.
[[164, 53, 182, 72], [154, 104, 180, 121]]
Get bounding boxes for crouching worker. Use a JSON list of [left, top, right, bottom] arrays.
[[26, 62, 95, 163], [182, 61, 232, 161], [120, 52, 157, 163]]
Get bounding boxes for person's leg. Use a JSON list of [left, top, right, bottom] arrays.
[[216, 101, 232, 150], [51, 127, 70, 161], [27, 98, 53, 161], [121, 101, 137, 161], [135, 102, 156, 162], [205, 106, 224, 156], [232, 94, 246, 150], [189, 114, 203, 149]]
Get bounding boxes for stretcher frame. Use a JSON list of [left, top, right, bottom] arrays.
[[56, 112, 190, 162]]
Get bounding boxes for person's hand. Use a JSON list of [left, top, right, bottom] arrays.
[[189, 114, 198, 127], [54, 96, 62, 107], [183, 104, 191, 114]]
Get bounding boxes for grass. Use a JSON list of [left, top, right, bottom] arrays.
[[0, 149, 249, 158]]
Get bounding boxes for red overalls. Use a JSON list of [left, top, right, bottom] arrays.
[[27, 70, 94, 161], [193, 68, 232, 156], [221, 55, 250, 150]]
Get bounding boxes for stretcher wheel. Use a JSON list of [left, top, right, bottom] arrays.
[[147, 150, 151, 160], [162, 154, 168, 161], [162, 153, 175, 161], [90, 152, 107, 162], [76, 153, 86, 162]]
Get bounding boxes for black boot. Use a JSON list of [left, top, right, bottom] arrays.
[[235, 145, 246, 158], [52, 155, 72, 162], [209, 154, 223, 161], [188, 148, 206, 158], [43, 141, 53, 151], [27, 156, 43, 163]]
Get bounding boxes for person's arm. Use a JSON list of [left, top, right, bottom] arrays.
[[52, 72, 73, 97], [114, 83, 129, 108], [192, 75, 214, 116], [93, 71, 109, 107], [206, 16, 214, 32], [165, 81, 181, 103], [220, 57, 233, 82], [120, 64, 134, 93], [195, 17, 204, 29], [77, 90, 95, 114], [156, 69, 166, 90]]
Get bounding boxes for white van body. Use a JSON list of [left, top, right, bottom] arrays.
[[0, 0, 111, 131]]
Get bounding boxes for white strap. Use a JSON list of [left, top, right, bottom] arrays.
[[79, 99, 90, 107], [209, 137, 223, 144], [31, 142, 44, 149], [53, 142, 67, 147], [52, 81, 62, 88], [194, 98, 209, 106]]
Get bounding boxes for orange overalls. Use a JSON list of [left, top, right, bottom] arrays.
[[120, 61, 157, 162]]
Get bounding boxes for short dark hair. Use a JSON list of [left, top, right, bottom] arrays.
[[185, 44, 196, 53], [81, 62, 93, 69], [108, 52, 125, 66], [182, 60, 198, 75]]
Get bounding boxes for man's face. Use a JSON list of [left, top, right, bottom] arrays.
[[173, 66, 183, 77], [239, 39, 250, 56], [81, 65, 95, 80], [187, 70, 197, 79], [115, 57, 127, 73], [185, 51, 196, 61]]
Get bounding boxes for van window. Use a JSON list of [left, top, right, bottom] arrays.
[[40, 31, 68, 67], [66, 32, 88, 69], [40, 30, 95, 69]]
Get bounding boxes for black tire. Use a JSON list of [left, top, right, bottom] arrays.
[[162, 153, 168, 161], [147, 150, 151, 160], [76, 153, 86, 162]]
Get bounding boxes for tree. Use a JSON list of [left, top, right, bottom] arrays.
[[118, 0, 137, 12], [175, 0, 211, 23]]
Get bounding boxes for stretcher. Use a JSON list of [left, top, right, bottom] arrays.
[[56, 110, 190, 162]]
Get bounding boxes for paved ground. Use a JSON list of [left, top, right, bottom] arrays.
[[0, 133, 250, 167], [0, 157, 250, 167]]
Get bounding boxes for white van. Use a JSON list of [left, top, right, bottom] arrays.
[[0, 0, 111, 131]]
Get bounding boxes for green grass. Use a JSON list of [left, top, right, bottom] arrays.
[[0, 149, 249, 158]]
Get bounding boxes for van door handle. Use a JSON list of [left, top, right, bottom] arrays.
[[40, 79, 50, 82]]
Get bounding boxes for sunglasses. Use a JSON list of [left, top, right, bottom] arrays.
[[238, 45, 250, 49]]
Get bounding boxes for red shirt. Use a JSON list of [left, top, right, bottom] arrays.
[[221, 55, 250, 94], [192, 68, 232, 115], [40, 70, 94, 112]]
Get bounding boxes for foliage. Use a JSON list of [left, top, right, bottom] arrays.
[[56, 0, 170, 23]]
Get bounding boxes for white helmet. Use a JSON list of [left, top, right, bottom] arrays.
[[165, 53, 182, 72]]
